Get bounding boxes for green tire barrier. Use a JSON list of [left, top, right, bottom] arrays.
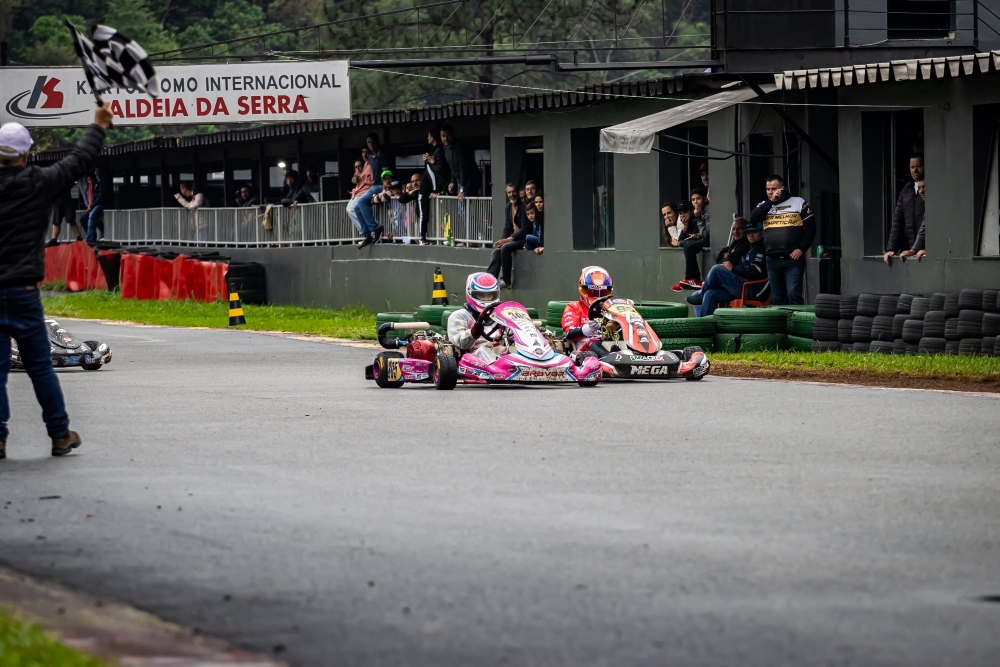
[[416, 304, 448, 326], [440, 306, 462, 327], [774, 305, 816, 313], [714, 333, 789, 352], [634, 301, 689, 319], [714, 333, 739, 353], [658, 337, 714, 352], [546, 301, 573, 326], [525, 307, 539, 320], [398, 313, 414, 322], [739, 333, 789, 352], [788, 334, 813, 351], [714, 308, 787, 334], [787, 311, 816, 338], [646, 316, 715, 338], [375, 312, 412, 339]]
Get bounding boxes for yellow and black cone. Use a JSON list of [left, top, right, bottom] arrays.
[[431, 267, 449, 305], [229, 292, 247, 326]]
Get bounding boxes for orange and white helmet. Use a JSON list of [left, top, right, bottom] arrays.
[[578, 266, 613, 307]]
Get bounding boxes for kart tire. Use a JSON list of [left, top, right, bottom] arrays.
[[713, 308, 787, 334], [788, 334, 813, 351], [959, 338, 983, 356], [958, 288, 984, 311], [373, 352, 405, 389], [838, 318, 855, 344], [897, 293, 917, 315], [646, 316, 715, 338], [983, 289, 999, 313], [839, 295, 859, 319], [870, 315, 896, 341], [82, 363, 103, 371], [433, 353, 458, 390], [869, 340, 894, 354], [878, 295, 900, 317], [814, 294, 841, 320], [634, 301, 689, 319], [857, 293, 882, 317], [811, 317, 839, 342], [681, 345, 703, 361]]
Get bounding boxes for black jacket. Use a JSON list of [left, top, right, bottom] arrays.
[[731, 239, 769, 299], [0, 124, 105, 288], [501, 200, 527, 239], [443, 141, 480, 195], [887, 182, 924, 252], [749, 191, 816, 257], [716, 236, 750, 265], [422, 144, 450, 192]]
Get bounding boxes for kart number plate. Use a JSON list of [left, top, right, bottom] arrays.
[[517, 368, 566, 381], [63, 356, 80, 364], [630, 365, 673, 376], [386, 358, 403, 382]]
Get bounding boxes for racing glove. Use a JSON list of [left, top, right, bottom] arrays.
[[470, 320, 485, 339], [581, 320, 601, 337]]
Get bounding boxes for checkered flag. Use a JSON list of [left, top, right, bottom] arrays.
[[90, 24, 159, 97], [65, 20, 159, 105], [66, 20, 113, 104]]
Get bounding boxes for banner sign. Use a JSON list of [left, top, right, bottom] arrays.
[[0, 61, 351, 127]]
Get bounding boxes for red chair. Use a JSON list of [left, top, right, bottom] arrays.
[[727, 278, 771, 308]]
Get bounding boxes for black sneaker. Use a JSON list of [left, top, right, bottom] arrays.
[[372, 226, 384, 244], [358, 235, 375, 249], [51, 430, 81, 457]]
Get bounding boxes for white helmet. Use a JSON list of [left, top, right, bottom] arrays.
[[465, 272, 500, 313]]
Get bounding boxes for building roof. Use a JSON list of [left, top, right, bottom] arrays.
[[773, 50, 1000, 90], [38, 73, 710, 159]]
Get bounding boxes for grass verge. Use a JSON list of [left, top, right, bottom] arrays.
[[0, 609, 108, 666], [43, 290, 376, 340], [712, 351, 1000, 393]]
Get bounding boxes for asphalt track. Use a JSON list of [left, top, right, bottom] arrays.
[[1, 321, 999, 667]]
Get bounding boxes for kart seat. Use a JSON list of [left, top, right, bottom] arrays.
[[727, 278, 771, 309]]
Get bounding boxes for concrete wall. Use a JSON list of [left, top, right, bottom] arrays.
[[837, 76, 1000, 295]]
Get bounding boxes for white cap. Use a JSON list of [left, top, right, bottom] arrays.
[[0, 123, 34, 158]]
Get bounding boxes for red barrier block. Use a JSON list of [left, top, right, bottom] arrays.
[[156, 257, 173, 300], [120, 253, 140, 299], [135, 254, 157, 300], [44, 243, 74, 285]]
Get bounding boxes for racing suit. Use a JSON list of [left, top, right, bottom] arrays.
[[447, 307, 505, 364], [561, 301, 606, 356]]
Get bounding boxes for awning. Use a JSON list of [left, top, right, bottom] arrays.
[[600, 85, 775, 154]]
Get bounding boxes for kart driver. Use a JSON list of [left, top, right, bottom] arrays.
[[447, 272, 507, 364], [561, 266, 613, 356]]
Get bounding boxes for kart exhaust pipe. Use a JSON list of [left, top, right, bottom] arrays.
[[377, 321, 433, 349]]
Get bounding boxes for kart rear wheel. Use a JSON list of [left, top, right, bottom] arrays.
[[82, 363, 103, 371], [433, 353, 458, 390], [682, 345, 703, 361], [373, 351, 405, 388], [684, 373, 704, 381]]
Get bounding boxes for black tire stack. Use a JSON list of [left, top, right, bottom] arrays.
[[811, 294, 842, 352], [226, 261, 267, 305]]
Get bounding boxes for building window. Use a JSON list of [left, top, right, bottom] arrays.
[[975, 105, 1000, 256], [861, 109, 924, 255], [571, 128, 614, 249], [887, 0, 953, 39]]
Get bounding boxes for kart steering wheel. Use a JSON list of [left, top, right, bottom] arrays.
[[477, 303, 502, 339], [587, 295, 612, 320]]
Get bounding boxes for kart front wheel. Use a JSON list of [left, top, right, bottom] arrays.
[[82, 363, 103, 371], [373, 351, 405, 389], [577, 379, 599, 387], [433, 354, 458, 390]]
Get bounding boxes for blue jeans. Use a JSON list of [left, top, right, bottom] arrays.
[[346, 198, 364, 235], [0, 287, 70, 440], [692, 265, 746, 316], [85, 205, 104, 242], [767, 255, 804, 305], [525, 234, 541, 251], [356, 185, 383, 236]]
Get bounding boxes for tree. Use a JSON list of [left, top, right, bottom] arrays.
[[104, 0, 177, 54]]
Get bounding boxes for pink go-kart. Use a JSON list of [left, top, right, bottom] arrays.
[[365, 301, 603, 389]]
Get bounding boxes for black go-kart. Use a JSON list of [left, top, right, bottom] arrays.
[[10, 319, 113, 371]]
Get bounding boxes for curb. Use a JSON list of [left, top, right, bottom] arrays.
[[0, 566, 284, 666]]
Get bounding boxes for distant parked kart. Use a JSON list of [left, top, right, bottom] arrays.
[[365, 301, 602, 389], [10, 319, 113, 371]]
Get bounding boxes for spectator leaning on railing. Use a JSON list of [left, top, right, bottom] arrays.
[[419, 127, 449, 245], [0, 102, 114, 460], [236, 184, 259, 207], [175, 181, 207, 210], [900, 179, 926, 261], [347, 149, 373, 235], [883, 153, 925, 265], [441, 125, 480, 202], [487, 183, 529, 288], [357, 169, 394, 248]]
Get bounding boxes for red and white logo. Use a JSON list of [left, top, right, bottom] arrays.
[[5, 76, 87, 120]]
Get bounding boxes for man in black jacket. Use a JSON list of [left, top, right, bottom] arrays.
[[686, 221, 768, 316], [0, 103, 112, 460], [883, 154, 925, 264], [748, 175, 815, 305], [486, 183, 528, 288], [441, 125, 480, 201]]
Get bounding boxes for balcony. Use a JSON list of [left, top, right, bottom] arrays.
[[711, 0, 998, 73]]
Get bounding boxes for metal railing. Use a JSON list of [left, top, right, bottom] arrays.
[[63, 197, 494, 248]]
